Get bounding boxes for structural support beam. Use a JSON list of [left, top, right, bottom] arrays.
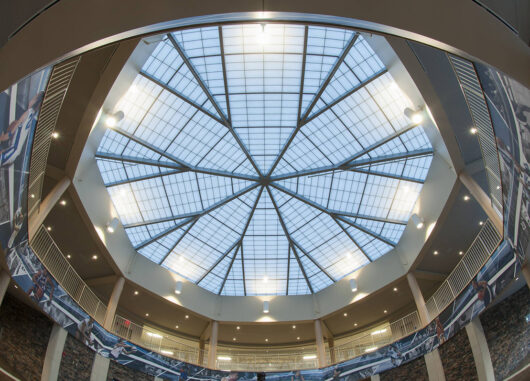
[[465, 317, 495, 381], [521, 264, 530, 289], [198, 339, 206, 366], [41, 323, 67, 381], [207, 321, 219, 369], [407, 272, 430, 326], [328, 336, 336, 365], [424, 349, 446, 381], [103, 276, 125, 330], [0, 270, 10, 308], [459, 172, 503, 234], [90, 353, 110, 381], [29, 176, 71, 239], [314, 319, 327, 368]]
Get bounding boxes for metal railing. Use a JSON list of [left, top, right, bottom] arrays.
[[27, 218, 501, 371], [216, 345, 318, 371], [449, 55, 503, 214], [30, 225, 107, 324], [425, 219, 501, 319], [111, 315, 207, 366], [327, 311, 420, 365], [28, 58, 79, 219]]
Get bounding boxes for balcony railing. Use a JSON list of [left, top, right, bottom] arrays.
[[30, 225, 107, 325], [425, 219, 501, 319]]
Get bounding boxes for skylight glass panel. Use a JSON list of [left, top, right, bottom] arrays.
[[97, 23, 434, 296]]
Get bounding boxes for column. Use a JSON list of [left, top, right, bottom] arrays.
[[41, 323, 67, 381], [207, 321, 218, 369], [424, 349, 446, 381], [0, 269, 10, 307], [371, 375, 380, 381], [90, 353, 110, 381], [28, 176, 71, 239], [198, 339, 205, 366], [407, 272, 430, 326], [328, 336, 336, 364], [103, 276, 125, 330], [314, 319, 327, 368], [459, 172, 503, 234], [465, 317, 495, 381], [521, 264, 530, 289]]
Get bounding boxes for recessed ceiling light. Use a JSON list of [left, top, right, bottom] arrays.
[[265, 338, 268, 342], [66, 254, 71, 259], [92, 254, 98, 260], [343, 312, 348, 317], [236, 326, 240, 330], [233, 337, 236, 341], [175, 325, 179, 329], [470, 127, 478, 134], [354, 323, 358, 327], [51, 132, 59, 139], [47, 226, 52, 231], [59, 200, 66, 206], [459, 251, 464, 255], [393, 287, 398, 292], [384, 310, 388, 314], [463, 195, 470, 201], [292, 325, 296, 329], [185, 315, 189, 319], [296, 336, 300, 340], [145, 313, 149, 317], [134, 291, 139, 295], [433, 250, 439, 255], [479, 221, 484, 226]]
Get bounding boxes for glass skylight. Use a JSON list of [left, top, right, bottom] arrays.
[[96, 23, 433, 296]]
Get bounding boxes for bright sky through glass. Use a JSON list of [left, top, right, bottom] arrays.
[[96, 23, 433, 296]]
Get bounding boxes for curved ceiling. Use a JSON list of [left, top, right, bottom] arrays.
[[95, 23, 433, 296]]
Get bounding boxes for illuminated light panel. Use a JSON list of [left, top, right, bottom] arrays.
[[96, 23, 433, 296]]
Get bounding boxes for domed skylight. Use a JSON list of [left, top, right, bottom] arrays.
[[96, 23, 433, 296]]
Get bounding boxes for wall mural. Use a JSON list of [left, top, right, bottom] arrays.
[[0, 51, 527, 380]]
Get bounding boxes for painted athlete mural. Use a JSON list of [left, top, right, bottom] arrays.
[[0, 55, 527, 379]]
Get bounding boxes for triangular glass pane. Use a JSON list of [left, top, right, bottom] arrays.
[[96, 158, 126, 185], [287, 256, 311, 295], [124, 226, 150, 247], [307, 35, 385, 118], [343, 223, 393, 261], [138, 227, 188, 264], [199, 246, 238, 294], [301, 26, 356, 117], [172, 27, 229, 119]]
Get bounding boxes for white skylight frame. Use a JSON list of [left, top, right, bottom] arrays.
[[95, 22, 434, 296]]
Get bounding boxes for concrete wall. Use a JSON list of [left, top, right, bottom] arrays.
[[379, 355, 428, 381], [438, 329, 478, 380], [59, 335, 95, 381], [0, 294, 52, 380], [480, 286, 529, 380]]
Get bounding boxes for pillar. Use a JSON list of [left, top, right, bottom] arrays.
[[0, 270, 10, 307], [28, 176, 71, 239], [465, 317, 495, 381], [41, 323, 67, 381], [424, 349, 446, 381], [207, 321, 218, 369], [198, 339, 205, 366], [407, 272, 430, 326], [371, 375, 380, 381], [328, 336, 336, 364], [90, 353, 110, 381], [103, 276, 125, 330], [521, 264, 530, 289], [459, 172, 503, 234], [314, 319, 327, 368]]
